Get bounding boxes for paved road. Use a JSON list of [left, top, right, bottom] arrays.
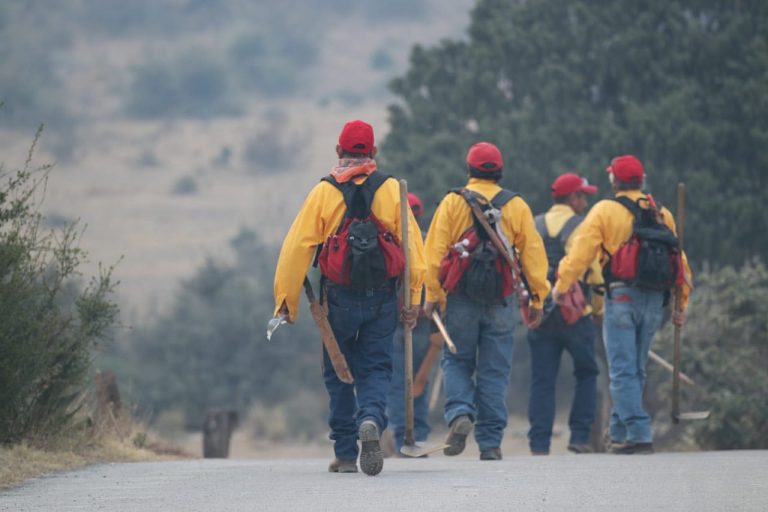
[[2, 451, 766, 511]]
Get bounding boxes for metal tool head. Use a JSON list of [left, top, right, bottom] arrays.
[[399, 441, 450, 458], [266, 314, 287, 341], [672, 410, 711, 423]]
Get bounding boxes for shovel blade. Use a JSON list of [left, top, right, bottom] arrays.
[[674, 410, 711, 422], [399, 441, 449, 458]]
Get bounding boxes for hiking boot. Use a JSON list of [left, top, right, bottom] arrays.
[[328, 459, 358, 473], [480, 448, 502, 461], [358, 419, 384, 476], [567, 443, 593, 454], [443, 415, 473, 456], [611, 442, 654, 455]]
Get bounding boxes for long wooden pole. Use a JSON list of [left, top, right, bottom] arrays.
[[399, 179, 415, 447], [672, 183, 685, 423]]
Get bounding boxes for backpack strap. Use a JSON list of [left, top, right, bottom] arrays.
[[611, 196, 643, 217], [534, 212, 581, 245], [557, 214, 583, 247], [322, 171, 391, 219], [447, 187, 519, 209], [534, 213, 548, 239], [490, 189, 519, 209]]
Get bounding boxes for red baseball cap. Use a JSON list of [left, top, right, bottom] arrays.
[[407, 192, 423, 218], [551, 173, 598, 198], [338, 120, 374, 154], [606, 155, 644, 183], [466, 142, 503, 172]]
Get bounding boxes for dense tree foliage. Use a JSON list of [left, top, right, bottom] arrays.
[[0, 131, 119, 444], [382, 0, 768, 266]]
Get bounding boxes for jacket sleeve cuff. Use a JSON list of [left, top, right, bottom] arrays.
[[425, 288, 446, 306], [554, 279, 571, 295]]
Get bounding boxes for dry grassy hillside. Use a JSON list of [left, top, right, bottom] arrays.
[[0, 0, 474, 318]]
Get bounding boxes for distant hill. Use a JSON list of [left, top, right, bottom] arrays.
[[0, 0, 475, 317]]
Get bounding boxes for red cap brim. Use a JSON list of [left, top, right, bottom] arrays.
[[581, 184, 598, 194]]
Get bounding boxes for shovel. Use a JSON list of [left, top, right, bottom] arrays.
[[671, 182, 710, 423], [398, 179, 449, 458]]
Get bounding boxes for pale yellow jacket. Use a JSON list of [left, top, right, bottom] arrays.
[[424, 178, 550, 309], [541, 204, 604, 317], [555, 190, 692, 310], [274, 173, 426, 322]]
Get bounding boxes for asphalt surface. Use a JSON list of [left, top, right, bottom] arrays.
[[2, 451, 766, 511]]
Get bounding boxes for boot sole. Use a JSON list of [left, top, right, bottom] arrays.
[[358, 422, 383, 476], [443, 417, 473, 456]]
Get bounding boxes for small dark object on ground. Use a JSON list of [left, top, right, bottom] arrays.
[[203, 410, 238, 458]]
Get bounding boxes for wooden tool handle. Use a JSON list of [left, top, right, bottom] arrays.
[[672, 182, 685, 422], [309, 302, 354, 384], [431, 310, 458, 354], [413, 338, 441, 397], [399, 179, 415, 446]]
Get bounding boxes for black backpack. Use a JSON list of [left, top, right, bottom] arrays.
[[452, 188, 518, 304], [317, 172, 405, 290], [605, 196, 683, 292], [534, 213, 583, 284], [534, 212, 592, 320]]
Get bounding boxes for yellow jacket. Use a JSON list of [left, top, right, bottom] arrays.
[[424, 178, 550, 309], [541, 204, 604, 317], [274, 173, 426, 322], [555, 190, 692, 310]]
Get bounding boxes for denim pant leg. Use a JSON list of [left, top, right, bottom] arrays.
[[324, 289, 363, 460], [412, 319, 432, 442], [474, 301, 516, 451], [442, 296, 482, 425], [564, 316, 599, 445], [630, 289, 664, 442], [604, 286, 661, 444], [353, 290, 397, 432], [527, 324, 564, 453], [388, 325, 407, 449], [388, 319, 432, 450]]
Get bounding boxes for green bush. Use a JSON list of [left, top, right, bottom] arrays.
[[105, 228, 325, 431], [651, 260, 768, 450], [0, 129, 119, 445]]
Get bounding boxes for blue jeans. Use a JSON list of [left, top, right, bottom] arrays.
[[442, 294, 516, 451], [603, 285, 664, 444], [324, 284, 397, 460], [527, 314, 598, 453], [387, 319, 432, 451]]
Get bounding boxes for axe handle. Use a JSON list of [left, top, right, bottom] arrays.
[[400, 179, 415, 447], [309, 302, 354, 384], [304, 278, 354, 384], [648, 350, 695, 386], [413, 333, 442, 397], [672, 183, 685, 422]]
